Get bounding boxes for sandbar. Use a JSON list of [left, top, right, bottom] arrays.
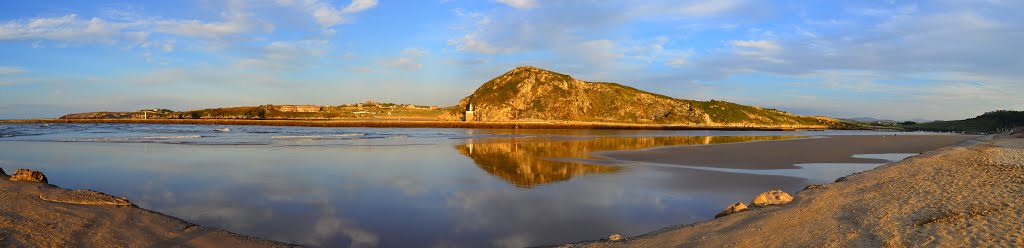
[[602, 135, 979, 169]]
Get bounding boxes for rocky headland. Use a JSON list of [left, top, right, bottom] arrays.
[[439, 66, 850, 129]]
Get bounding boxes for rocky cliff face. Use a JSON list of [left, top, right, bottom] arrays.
[[439, 66, 844, 127]]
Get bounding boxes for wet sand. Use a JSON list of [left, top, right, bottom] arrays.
[[0, 175, 294, 247], [602, 135, 979, 169], [559, 133, 1024, 247]]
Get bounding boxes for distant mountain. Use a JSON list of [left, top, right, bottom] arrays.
[[844, 117, 900, 124], [908, 110, 1024, 133], [439, 66, 847, 128], [908, 118, 933, 123], [842, 117, 932, 124]]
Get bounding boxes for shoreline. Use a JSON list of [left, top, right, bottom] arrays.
[[0, 118, 846, 131], [553, 133, 1023, 247]]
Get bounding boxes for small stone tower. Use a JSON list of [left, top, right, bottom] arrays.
[[464, 103, 475, 122]]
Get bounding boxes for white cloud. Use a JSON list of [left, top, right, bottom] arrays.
[[0, 66, 25, 86], [154, 18, 251, 39], [0, 66, 26, 75], [729, 40, 779, 50], [570, 40, 624, 66], [280, 0, 378, 27], [384, 48, 430, 71], [0, 0, 374, 49], [448, 33, 505, 54], [626, 0, 751, 19], [666, 53, 690, 67], [495, 0, 536, 9], [342, 0, 379, 13], [312, 5, 345, 27], [728, 40, 783, 62], [400, 47, 428, 57], [0, 9, 256, 49], [383, 58, 421, 71], [674, 0, 746, 16], [237, 40, 330, 71], [0, 14, 146, 45], [448, 0, 750, 64]]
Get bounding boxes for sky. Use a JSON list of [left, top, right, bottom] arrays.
[[0, 0, 1021, 120]]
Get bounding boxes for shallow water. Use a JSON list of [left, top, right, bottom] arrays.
[[0, 123, 922, 247]]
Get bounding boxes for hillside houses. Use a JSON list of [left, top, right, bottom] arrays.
[[276, 105, 321, 112]]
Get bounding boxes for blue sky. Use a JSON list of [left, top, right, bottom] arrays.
[[0, 0, 1021, 120]]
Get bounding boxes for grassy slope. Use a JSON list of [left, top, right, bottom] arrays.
[[909, 111, 1024, 133]]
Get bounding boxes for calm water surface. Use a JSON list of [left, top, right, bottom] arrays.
[[0, 124, 913, 247]]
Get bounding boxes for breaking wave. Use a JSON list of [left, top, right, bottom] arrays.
[[60, 135, 203, 142]]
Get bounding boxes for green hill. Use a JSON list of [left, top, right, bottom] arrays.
[[908, 110, 1024, 133], [439, 66, 846, 128]]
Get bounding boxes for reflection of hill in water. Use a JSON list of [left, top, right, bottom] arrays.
[[456, 136, 801, 188]]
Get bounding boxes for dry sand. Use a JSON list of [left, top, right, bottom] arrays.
[[0, 175, 295, 247], [559, 133, 1024, 247]]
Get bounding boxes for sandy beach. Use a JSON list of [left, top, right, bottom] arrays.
[[0, 174, 295, 247], [559, 133, 1024, 247]]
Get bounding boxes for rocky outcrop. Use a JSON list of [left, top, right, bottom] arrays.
[[802, 184, 827, 191], [39, 189, 134, 207], [0, 167, 8, 179], [606, 234, 622, 241], [10, 169, 47, 183], [715, 202, 749, 218], [438, 66, 844, 127], [750, 190, 794, 207]]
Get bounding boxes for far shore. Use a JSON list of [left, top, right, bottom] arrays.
[[0, 118, 846, 131]]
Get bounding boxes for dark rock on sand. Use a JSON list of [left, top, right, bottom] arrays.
[[0, 167, 8, 179], [750, 190, 793, 207], [715, 202, 748, 218], [39, 189, 135, 207], [10, 168, 47, 183], [803, 184, 827, 191]]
